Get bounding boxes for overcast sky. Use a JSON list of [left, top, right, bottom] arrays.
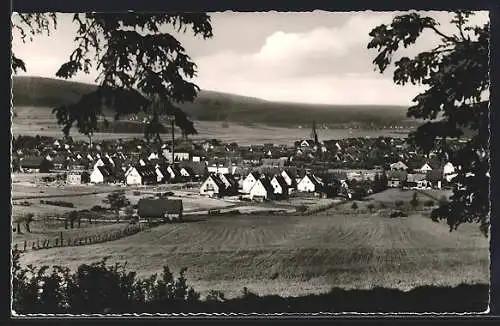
[[12, 11, 488, 106]]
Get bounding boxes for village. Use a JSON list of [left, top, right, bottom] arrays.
[[11, 121, 463, 226]]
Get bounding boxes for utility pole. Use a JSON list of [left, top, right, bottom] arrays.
[[166, 115, 176, 163]]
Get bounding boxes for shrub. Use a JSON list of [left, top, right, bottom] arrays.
[[40, 200, 75, 208], [367, 203, 376, 212], [91, 205, 106, 212], [351, 202, 358, 210], [379, 202, 387, 209], [395, 200, 404, 208], [424, 200, 435, 207]]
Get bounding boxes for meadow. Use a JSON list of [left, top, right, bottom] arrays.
[[19, 207, 489, 299]]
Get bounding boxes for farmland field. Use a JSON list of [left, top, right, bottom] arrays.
[[19, 210, 489, 299], [13, 117, 410, 146]]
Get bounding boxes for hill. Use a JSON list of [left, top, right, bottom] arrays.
[[12, 76, 413, 128]]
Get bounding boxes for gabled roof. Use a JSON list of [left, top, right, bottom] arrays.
[[137, 199, 183, 218], [255, 176, 274, 193], [179, 161, 208, 176], [272, 175, 289, 190], [135, 164, 157, 178], [97, 165, 113, 177], [206, 174, 226, 190]]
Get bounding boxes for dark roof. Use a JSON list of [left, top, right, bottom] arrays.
[[207, 174, 226, 190], [221, 173, 238, 187], [273, 175, 289, 190], [97, 165, 113, 177], [426, 169, 444, 182], [136, 165, 157, 178], [257, 177, 274, 193], [179, 161, 208, 176], [20, 157, 49, 168], [137, 199, 183, 218]]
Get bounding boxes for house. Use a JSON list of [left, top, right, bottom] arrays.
[[270, 175, 290, 197], [387, 171, 408, 188], [126, 165, 157, 185], [19, 157, 52, 173], [207, 160, 232, 175], [405, 173, 430, 189], [90, 165, 114, 184], [93, 156, 114, 170], [297, 174, 324, 193], [416, 163, 433, 173], [51, 156, 68, 171], [242, 171, 260, 194], [218, 173, 239, 195], [281, 169, 298, 189], [137, 198, 183, 222], [249, 177, 274, 201], [66, 170, 90, 184], [426, 170, 443, 189], [200, 174, 227, 197], [166, 165, 182, 182], [442, 162, 457, 182], [179, 161, 208, 181], [155, 164, 170, 183], [390, 161, 408, 171]]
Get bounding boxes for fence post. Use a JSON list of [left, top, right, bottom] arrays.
[[60, 232, 63, 247], [23, 240, 27, 252]]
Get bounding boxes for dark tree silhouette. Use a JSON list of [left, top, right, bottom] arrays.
[[105, 191, 130, 221], [368, 11, 489, 234], [12, 13, 212, 139]]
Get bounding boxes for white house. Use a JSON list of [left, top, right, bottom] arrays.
[[242, 172, 260, 194], [90, 165, 113, 184], [249, 177, 274, 200], [207, 162, 230, 175], [297, 174, 323, 193], [148, 152, 159, 161], [179, 167, 191, 178], [443, 162, 457, 182], [271, 175, 289, 196], [417, 163, 433, 173], [125, 166, 142, 185], [199, 174, 226, 197], [390, 161, 408, 171]]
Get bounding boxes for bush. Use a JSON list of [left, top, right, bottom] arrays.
[[424, 200, 435, 207], [40, 200, 75, 208], [395, 200, 404, 208], [351, 202, 358, 210], [91, 205, 106, 212]]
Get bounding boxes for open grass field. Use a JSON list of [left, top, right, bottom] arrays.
[[19, 209, 489, 299]]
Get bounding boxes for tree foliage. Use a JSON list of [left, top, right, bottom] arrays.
[[11, 13, 213, 140], [105, 191, 130, 219], [368, 11, 489, 234]]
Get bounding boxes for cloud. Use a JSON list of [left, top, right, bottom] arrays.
[[193, 11, 489, 105]]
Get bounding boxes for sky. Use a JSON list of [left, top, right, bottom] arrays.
[[11, 11, 489, 106]]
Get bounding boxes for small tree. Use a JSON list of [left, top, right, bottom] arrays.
[[410, 192, 420, 209], [367, 203, 376, 213], [351, 201, 358, 210], [24, 213, 34, 233], [105, 191, 130, 222]]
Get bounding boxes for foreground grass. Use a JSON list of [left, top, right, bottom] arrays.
[[19, 212, 489, 299]]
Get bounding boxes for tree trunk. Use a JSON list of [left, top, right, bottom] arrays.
[[25, 222, 31, 233], [16, 222, 21, 234]]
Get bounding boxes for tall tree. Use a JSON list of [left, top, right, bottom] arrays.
[[12, 13, 213, 140], [368, 11, 489, 234]]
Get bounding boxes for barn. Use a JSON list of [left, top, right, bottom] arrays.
[[137, 198, 183, 222], [19, 157, 52, 173]]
